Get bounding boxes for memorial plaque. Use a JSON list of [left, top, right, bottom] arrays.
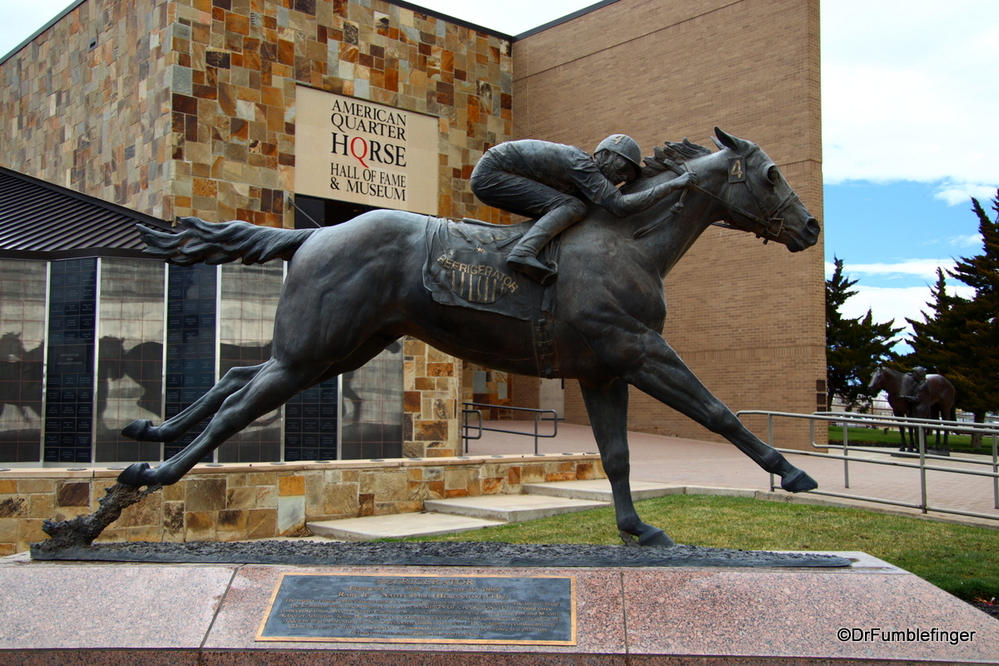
[[257, 573, 576, 645]]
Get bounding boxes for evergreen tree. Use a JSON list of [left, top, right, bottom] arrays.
[[906, 268, 962, 372], [908, 193, 999, 446], [826, 257, 904, 411]]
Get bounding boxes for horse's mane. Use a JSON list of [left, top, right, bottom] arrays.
[[639, 138, 713, 178]]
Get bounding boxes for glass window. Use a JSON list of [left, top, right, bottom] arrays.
[[44, 259, 97, 463], [0, 259, 47, 463], [95, 259, 165, 463], [217, 263, 283, 463], [340, 342, 404, 460], [163, 264, 217, 462]]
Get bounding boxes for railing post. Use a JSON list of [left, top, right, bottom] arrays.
[[462, 408, 483, 454], [993, 432, 998, 510], [767, 413, 776, 492], [534, 410, 540, 455], [842, 421, 850, 489], [918, 425, 928, 513]]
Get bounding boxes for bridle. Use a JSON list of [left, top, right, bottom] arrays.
[[634, 147, 800, 243], [702, 147, 800, 244]]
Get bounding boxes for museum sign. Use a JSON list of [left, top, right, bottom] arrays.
[[296, 86, 438, 214]]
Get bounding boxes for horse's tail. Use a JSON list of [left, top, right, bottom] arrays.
[[137, 216, 317, 266]]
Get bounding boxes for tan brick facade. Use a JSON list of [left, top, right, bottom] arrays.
[[511, 0, 825, 450]]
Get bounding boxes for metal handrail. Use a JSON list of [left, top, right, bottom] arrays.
[[461, 402, 559, 455], [736, 409, 999, 521]]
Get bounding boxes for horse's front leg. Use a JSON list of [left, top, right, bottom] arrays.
[[579, 377, 674, 547], [592, 328, 816, 493]]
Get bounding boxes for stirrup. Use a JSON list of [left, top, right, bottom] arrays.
[[507, 253, 557, 285]]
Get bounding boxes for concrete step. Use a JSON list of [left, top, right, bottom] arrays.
[[523, 479, 683, 502], [307, 513, 504, 541], [423, 494, 609, 523]]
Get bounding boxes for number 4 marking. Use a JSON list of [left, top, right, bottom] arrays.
[[728, 158, 745, 182]]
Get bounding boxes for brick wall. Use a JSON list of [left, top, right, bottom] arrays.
[[0, 455, 604, 555], [510, 0, 825, 450]]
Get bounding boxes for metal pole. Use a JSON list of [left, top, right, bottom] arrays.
[[918, 425, 928, 513], [993, 432, 998, 510], [842, 420, 850, 489], [767, 413, 776, 492], [534, 410, 540, 455]]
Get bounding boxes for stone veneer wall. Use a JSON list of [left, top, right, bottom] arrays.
[[511, 0, 825, 450], [0, 455, 604, 555], [1, 0, 519, 459], [0, 0, 514, 224]]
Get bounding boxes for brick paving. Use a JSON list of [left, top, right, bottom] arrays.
[[465, 420, 999, 527]]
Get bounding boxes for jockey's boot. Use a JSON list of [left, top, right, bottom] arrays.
[[507, 204, 584, 285]]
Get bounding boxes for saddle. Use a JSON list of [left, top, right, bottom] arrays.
[[422, 217, 558, 322]]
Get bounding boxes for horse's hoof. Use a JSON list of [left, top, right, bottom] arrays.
[[619, 527, 675, 547], [638, 528, 675, 547], [780, 467, 817, 493], [121, 419, 155, 441], [117, 462, 153, 487]]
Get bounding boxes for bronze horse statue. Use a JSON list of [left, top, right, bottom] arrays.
[[116, 128, 821, 546], [869, 366, 957, 452]]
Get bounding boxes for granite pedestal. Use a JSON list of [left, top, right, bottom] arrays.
[[1, 551, 997, 665]]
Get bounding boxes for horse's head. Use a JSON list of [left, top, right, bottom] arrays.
[[703, 128, 820, 252], [869, 367, 885, 390]]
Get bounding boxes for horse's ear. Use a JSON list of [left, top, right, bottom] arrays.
[[714, 127, 753, 155]]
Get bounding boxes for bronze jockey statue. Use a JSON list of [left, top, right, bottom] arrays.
[[470, 134, 695, 283]]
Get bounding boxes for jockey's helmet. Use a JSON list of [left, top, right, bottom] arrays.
[[595, 134, 642, 172]]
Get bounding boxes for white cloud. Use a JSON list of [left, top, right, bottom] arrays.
[[948, 234, 984, 249], [842, 284, 976, 344], [826, 259, 957, 282], [935, 184, 998, 207], [821, 1, 999, 189]]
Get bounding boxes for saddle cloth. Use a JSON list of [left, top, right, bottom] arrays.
[[422, 217, 556, 321]]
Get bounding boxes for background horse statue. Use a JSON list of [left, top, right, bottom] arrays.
[[117, 128, 821, 546], [869, 367, 922, 452], [869, 366, 957, 453]]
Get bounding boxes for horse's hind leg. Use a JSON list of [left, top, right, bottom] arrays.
[[117, 334, 400, 486], [579, 377, 674, 546], [121, 363, 266, 442], [118, 358, 326, 486]]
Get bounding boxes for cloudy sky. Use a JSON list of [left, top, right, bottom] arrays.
[[2, 0, 998, 350]]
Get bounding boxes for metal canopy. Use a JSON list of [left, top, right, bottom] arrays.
[[0, 167, 175, 259]]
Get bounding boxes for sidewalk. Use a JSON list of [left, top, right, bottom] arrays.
[[464, 419, 999, 527]]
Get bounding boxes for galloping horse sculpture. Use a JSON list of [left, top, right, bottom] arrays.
[[869, 367, 957, 452], [117, 128, 821, 546]]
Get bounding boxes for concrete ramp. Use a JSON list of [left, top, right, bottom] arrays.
[[307, 512, 504, 541], [423, 494, 609, 523], [524, 479, 683, 502], [305, 483, 613, 541]]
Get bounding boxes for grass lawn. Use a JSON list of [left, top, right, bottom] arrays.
[[404, 494, 999, 604], [829, 425, 998, 455]]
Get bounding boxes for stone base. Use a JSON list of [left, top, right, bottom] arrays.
[[2, 552, 998, 664]]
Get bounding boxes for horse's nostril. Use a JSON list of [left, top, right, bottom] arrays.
[[806, 218, 821, 238]]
